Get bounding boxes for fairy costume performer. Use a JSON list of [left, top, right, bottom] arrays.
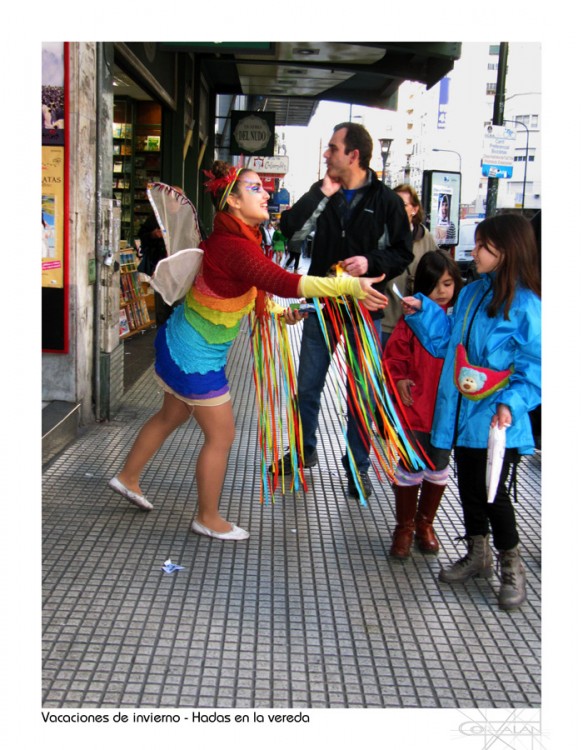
[[108, 162, 388, 541]]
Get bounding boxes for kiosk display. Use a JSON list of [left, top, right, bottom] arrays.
[[422, 170, 461, 248]]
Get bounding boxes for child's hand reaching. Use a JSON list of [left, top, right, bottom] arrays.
[[401, 295, 421, 315]]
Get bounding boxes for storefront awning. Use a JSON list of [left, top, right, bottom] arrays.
[[160, 42, 462, 126]]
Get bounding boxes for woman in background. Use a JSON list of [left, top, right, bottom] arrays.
[[381, 184, 438, 347]]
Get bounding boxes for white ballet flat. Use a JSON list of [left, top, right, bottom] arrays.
[[191, 518, 250, 541], [108, 476, 153, 511]]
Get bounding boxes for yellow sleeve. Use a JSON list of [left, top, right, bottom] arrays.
[[299, 275, 366, 299]]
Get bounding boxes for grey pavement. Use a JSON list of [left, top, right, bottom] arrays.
[[42, 313, 541, 710]]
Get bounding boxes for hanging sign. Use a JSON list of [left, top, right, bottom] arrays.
[[246, 155, 289, 173], [230, 111, 275, 156], [259, 175, 277, 192], [437, 77, 450, 130]]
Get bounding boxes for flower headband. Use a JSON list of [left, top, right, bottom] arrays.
[[203, 167, 243, 211]]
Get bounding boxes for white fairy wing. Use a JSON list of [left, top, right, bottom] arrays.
[[150, 248, 203, 306], [147, 182, 202, 256], [145, 183, 204, 305], [486, 425, 506, 503]]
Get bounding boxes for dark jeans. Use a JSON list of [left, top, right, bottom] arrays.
[[297, 313, 382, 474], [454, 446, 520, 551], [285, 252, 301, 271]]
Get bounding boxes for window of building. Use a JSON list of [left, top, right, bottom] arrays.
[[489, 45, 500, 55], [486, 82, 497, 95], [488, 63, 498, 71]]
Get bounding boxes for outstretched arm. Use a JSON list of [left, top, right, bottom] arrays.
[[299, 274, 387, 311]]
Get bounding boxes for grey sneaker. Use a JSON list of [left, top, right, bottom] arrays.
[[347, 471, 373, 499], [270, 449, 318, 474]]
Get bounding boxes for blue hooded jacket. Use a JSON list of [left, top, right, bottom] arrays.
[[405, 273, 541, 454]]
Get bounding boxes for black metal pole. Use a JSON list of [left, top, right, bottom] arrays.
[[486, 42, 509, 217]]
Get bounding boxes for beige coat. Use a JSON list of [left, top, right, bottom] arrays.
[[381, 225, 437, 337]]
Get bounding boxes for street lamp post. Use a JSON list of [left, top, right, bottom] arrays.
[[432, 147, 462, 173], [379, 137, 393, 185], [504, 119, 530, 210]]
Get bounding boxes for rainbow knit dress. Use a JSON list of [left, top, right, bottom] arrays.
[[154, 213, 301, 405]]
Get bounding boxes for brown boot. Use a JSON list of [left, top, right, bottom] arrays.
[[390, 484, 420, 559], [415, 481, 446, 554]]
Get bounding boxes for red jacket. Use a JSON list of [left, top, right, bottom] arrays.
[[382, 314, 445, 434]]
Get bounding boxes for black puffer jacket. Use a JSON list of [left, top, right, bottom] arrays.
[[280, 170, 413, 317]]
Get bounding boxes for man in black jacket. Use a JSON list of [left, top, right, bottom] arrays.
[[279, 122, 413, 499]]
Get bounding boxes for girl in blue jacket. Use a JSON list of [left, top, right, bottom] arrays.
[[402, 214, 541, 610]]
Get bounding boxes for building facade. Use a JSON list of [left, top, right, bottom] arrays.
[[42, 42, 220, 440], [389, 42, 541, 215]]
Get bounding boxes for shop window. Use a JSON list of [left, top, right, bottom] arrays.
[[112, 98, 162, 244]]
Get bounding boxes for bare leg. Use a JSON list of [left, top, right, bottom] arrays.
[[190, 400, 236, 533], [117, 392, 190, 495]]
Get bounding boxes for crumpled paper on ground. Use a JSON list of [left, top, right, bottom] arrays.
[[161, 559, 185, 574]]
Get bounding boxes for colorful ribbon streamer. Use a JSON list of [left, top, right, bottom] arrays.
[[312, 295, 429, 505], [248, 303, 307, 503]]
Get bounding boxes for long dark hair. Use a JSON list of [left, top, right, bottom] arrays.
[[414, 250, 462, 304], [475, 213, 541, 319]]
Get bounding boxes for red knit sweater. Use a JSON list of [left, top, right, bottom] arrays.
[[200, 213, 301, 300]]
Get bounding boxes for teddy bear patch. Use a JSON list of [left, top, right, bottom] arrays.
[[454, 344, 513, 401]]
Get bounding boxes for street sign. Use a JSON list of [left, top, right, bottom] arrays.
[[481, 124, 516, 179], [245, 155, 289, 174]]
